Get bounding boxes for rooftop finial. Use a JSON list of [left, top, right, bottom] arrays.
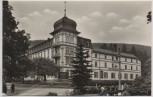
[[64, 1, 67, 17]]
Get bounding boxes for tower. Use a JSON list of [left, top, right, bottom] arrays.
[[50, 2, 81, 78]]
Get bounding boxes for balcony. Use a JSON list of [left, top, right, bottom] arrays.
[[52, 53, 60, 58], [52, 43, 60, 48]]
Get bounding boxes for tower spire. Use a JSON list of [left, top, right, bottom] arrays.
[[64, 1, 67, 17]]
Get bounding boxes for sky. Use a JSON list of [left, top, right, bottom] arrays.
[[9, 1, 152, 46]]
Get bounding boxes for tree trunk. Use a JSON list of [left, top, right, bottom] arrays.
[[44, 75, 46, 82]]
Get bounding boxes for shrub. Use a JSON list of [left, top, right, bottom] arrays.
[[46, 92, 58, 96], [86, 87, 99, 94]]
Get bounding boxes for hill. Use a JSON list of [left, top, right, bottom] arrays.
[[92, 43, 151, 57]]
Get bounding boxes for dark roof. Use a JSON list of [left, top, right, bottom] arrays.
[[54, 16, 77, 30], [29, 38, 53, 49], [77, 36, 92, 48], [93, 48, 137, 59], [29, 40, 45, 48], [50, 16, 80, 35]]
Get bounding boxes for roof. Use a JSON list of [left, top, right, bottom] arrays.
[[54, 16, 77, 31], [77, 36, 92, 48], [92, 48, 137, 59]]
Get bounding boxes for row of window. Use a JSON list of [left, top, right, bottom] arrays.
[[30, 49, 52, 59], [29, 41, 52, 54], [94, 53, 138, 63], [66, 47, 74, 55], [94, 72, 139, 79], [94, 62, 139, 70]]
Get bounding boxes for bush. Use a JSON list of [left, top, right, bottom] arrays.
[[46, 92, 58, 96], [86, 87, 99, 94], [70, 89, 82, 96]]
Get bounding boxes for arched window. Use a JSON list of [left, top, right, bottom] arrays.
[[111, 73, 115, 78], [135, 74, 138, 78], [124, 73, 128, 79], [104, 72, 108, 78], [130, 74, 133, 79], [118, 73, 122, 79]]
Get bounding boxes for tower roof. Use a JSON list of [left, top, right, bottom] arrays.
[[53, 16, 77, 30]]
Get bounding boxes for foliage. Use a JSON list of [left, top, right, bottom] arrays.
[[86, 86, 99, 94], [112, 44, 117, 52], [3, 1, 31, 81], [100, 43, 108, 50], [127, 75, 151, 96], [71, 44, 92, 94], [32, 58, 59, 81], [147, 11, 151, 24], [121, 44, 127, 53], [46, 92, 58, 96], [130, 46, 137, 56], [88, 80, 133, 86]]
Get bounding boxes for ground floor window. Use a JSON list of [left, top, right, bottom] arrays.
[[94, 72, 98, 78], [111, 73, 115, 79], [130, 74, 133, 79], [104, 72, 108, 78], [124, 73, 128, 79], [100, 71, 103, 78]]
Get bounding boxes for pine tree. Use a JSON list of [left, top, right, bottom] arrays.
[[130, 46, 137, 56], [71, 44, 92, 94], [122, 44, 127, 53], [100, 43, 108, 50], [112, 44, 118, 52], [109, 43, 113, 51]]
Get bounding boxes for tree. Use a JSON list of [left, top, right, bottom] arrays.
[[3, 1, 31, 81], [130, 46, 137, 56], [109, 43, 113, 51], [100, 43, 108, 50], [32, 58, 59, 82], [71, 44, 92, 94], [122, 44, 127, 53], [147, 11, 151, 24], [112, 44, 117, 52]]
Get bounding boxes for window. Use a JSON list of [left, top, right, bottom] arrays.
[[136, 66, 138, 70], [100, 71, 103, 78], [30, 75, 35, 78], [112, 56, 114, 61], [125, 58, 127, 62], [130, 74, 133, 79], [105, 55, 107, 59], [124, 73, 128, 79], [95, 53, 97, 58], [135, 74, 138, 78], [111, 73, 115, 78], [87, 41, 89, 47], [118, 73, 122, 79], [136, 60, 138, 63], [95, 61, 97, 67], [112, 63, 114, 68], [104, 72, 108, 78], [94, 72, 98, 78], [125, 65, 127, 69], [66, 47, 69, 54], [105, 62, 107, 68], [44, 51, 46, 58], [131, 66, 133, 70], [131, 59, 133, 63]]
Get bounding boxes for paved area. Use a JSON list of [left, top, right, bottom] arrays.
[[6, 87, 73, 96]]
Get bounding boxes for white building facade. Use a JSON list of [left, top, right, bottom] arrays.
[[28, 15, 141, 81]]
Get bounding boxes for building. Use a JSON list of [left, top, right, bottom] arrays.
[[27, 11, 141, 81]]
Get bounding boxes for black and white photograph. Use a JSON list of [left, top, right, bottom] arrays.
[[2, 0, 152, 96]]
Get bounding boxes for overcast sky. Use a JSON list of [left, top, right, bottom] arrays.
[[9, 1, 151, 46]]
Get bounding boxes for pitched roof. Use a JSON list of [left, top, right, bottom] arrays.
[[92, 48, 137, 59]]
